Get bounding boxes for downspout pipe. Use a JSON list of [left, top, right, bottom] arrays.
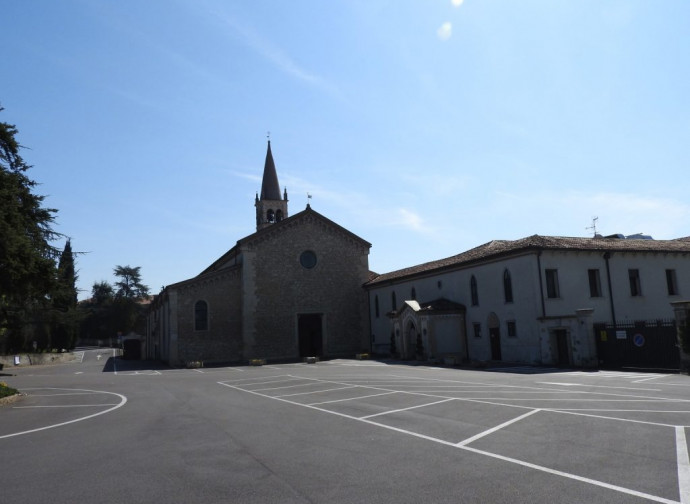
[[604, 252, 617, 328], [537, 250, 546, 319]]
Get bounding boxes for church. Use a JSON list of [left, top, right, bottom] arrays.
[[147, 142, 690, 370], [145, 141, 372, 366]]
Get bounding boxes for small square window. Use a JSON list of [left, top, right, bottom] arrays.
[[473, 323, 482, 338], [507, 321, 517, 338]]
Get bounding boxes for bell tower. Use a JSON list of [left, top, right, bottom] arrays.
[[255, 139, 288, 231]]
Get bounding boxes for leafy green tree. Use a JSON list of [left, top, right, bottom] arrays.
[[0, 106, 60, 353], [91, 281, 114, 305], [80, 267, 150, 346], [79, 281, 115, 344], [113, 265, 149, 300]]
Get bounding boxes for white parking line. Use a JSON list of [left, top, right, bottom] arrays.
[[220, 379, 681, 504], [361, 398, 455, 420], [14, 404, 120, 409], [676, 427, 690, 504], [308, 391, 397, 406], [456, 409, 541, 447], [0, 388, 127, 440], [277, 386, 357, 398], [219, 373, 690, 504]]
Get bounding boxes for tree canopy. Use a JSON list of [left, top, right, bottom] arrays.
[[0, 106, 61, 352], [114, 265, 149, 300]]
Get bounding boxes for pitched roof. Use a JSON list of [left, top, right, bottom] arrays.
[[260, 140, 282, 201], [200, 205, 371, 275], [367, 234, 690, 286]]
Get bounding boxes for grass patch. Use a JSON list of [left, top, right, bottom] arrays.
[[0, 382, 18, 399]]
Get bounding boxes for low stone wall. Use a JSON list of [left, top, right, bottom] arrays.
[[0, 352, 79, 368]]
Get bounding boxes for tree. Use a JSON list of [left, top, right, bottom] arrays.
[[113, 265, 149, 300], [0, 106, 60, 353], [51, 240, 79, 350], [91, 281, 114, 305]]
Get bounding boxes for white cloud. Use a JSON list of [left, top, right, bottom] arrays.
[[437, 22, 452, 41], [213, 9, 342, 98], [395, 208, 425, 231], [452, 0, 464, 6]]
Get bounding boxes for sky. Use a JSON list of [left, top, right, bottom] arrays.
[[2, 0, 689, 300]]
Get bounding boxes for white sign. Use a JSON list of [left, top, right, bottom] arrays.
[[616, 330, 627, 339]]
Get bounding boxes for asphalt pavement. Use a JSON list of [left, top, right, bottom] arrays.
[[1, 350, 689, 504]]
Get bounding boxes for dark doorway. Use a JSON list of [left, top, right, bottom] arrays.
[[298, 314, 323, 357], [122, 339, 141, 360], [555, 329, 570, 366], [489, 327, 502, 361]]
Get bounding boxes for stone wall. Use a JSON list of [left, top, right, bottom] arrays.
[[175, 267, 243, 365], [244, 212, 370, 359]]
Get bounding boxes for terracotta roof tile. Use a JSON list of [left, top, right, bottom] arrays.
[[367, 234, 690, 286]]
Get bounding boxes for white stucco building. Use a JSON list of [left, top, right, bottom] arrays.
[[365, 235, 690, 368]]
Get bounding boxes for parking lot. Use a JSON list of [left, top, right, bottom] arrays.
[[1, 353, 689, 504], [219, 363, 690, 504]]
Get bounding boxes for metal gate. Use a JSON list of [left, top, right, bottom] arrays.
[[594, 320, 679, 371]]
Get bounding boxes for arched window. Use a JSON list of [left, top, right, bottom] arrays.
[[375, 295, 380, 318], [266, 209, 275, 223], [470, 275, 479, 306], [391, 291, 397, 311], [276, 209, 283, 222], [503, 269, 513, 303], [411, 287, 416, 300], [194, 300, 208, 331]]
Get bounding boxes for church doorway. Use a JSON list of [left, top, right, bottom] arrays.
[[298, 314, 323, 357]]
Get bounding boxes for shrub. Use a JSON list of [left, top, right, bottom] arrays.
[[0, 382, 18, 399]]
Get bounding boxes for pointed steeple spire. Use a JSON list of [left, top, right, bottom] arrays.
[[255, 139, 288, 231], [260, 140, 282, 201]]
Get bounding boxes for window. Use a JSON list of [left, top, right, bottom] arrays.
[[374, 295, 380, 318], [507, 320, 517, 338], [503, 269, 513, 303], [391, 291, 397, 311], [470, 275, 479, 306], [276, 209, 283, 222], [545, 269, 560, 298], [411, 287, 416, 300], [473, 322, 482, 338], [266, 209, 275, 223], [666, 269, 679, 296], [588, 269, 602, 297], [628, 269, 642, 297], [194, 300, 208, 331], [299, 250, 317, 269]]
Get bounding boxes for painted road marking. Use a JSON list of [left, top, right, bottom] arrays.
[[220, 374, 690, 504], [0, 388, 127, 440], [677, 427, 690, 504]]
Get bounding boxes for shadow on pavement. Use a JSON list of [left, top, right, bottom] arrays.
[[102, 357, 171, 373]]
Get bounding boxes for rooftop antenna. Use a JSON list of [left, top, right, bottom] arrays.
[[586, 216, 599, 237], [307, 192, 312, 207]]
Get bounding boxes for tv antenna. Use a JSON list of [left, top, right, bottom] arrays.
[[586, 216, 599, 237]]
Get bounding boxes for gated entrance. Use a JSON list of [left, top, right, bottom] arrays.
[[594, 320, 679, 371]]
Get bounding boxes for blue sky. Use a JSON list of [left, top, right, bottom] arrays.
[[2, 0, 689, 299]]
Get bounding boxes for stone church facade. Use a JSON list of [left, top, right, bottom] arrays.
[[146, 142, 371, 366]]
